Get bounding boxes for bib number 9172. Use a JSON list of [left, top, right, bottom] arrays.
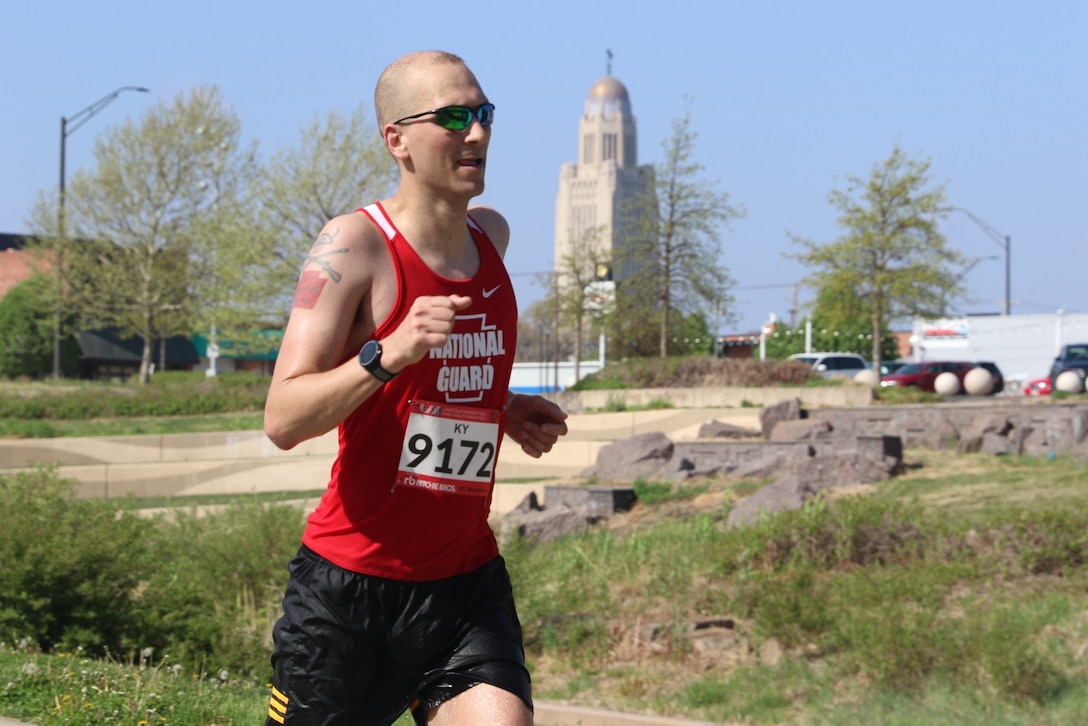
[[394, 401, 500, 497]]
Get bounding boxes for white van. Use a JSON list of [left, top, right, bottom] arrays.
[[789, 352, 870, 379]]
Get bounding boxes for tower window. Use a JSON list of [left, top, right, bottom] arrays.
[[602, 133, 617, 162], [583, 134, 595, 164]]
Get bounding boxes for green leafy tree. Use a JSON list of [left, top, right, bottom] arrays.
[[0, 276, 78, 378], [764, 285, 899, 361], [28, 85, 261, 384], [617, 100, 743, 357], [550, 225, 612, 380], [251, 103, 397, 325], [788, 144, 967, 371]]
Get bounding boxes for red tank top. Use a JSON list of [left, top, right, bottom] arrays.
[[302, 202, 518, 581]]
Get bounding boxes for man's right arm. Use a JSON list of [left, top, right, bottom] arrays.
[[263, 214, 385, 450], [263, 215, 475, 451]]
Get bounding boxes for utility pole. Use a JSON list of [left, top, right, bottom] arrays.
[[55, 86, 149, 378], [951, 207, 1011, 316]]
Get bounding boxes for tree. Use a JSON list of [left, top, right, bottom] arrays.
[[251, 103, 397, 325], [788, 144, 968, 371], [618, 100, 744, 357], [0, 276, 78, 378], [28, 86, 261, 384], [549, 225, 611, 380]]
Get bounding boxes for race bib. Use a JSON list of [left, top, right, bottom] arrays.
[[394, 400, 500, 497]]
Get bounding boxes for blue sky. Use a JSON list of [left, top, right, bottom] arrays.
[[3, 0, 1085, 335]]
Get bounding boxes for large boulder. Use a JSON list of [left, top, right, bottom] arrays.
[[580, 431, 674, 480], [726, 475, 815, 528], [759, 398, 802, 439], [769, 419, 833, 442], [697, 420, 762, 439]]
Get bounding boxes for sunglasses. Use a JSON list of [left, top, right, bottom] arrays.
[[393, 103, 496, 131]]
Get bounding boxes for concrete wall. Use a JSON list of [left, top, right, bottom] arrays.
[[0, 386, 864, 503]]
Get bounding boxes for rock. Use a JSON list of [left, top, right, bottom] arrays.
[[697, 420, 761, 439], [759, 398, 802, 439], [769, 419, 833, 442], [580, 430, 673, 479], [727, 475, 815, 528]]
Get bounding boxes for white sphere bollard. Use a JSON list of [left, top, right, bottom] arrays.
[[854, 369, 880, 387], [934, 371, 961, 395], [1055, 370, 1085, 394], [964, 367, 995, 396]]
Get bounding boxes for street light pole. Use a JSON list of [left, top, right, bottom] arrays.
[[54, 85, 149, 378], [951, 207, 1011, 316]]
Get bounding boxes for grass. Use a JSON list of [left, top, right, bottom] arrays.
[[0, 412, 265, 439], [509, 450, 1088, 724], [0, 643, 268, 725], [0, 642, 416, 725], [3, 371, 1088, 724], [5, 453, 1088, 724]]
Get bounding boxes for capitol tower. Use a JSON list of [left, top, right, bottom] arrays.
[[554, 57, 656, 282]]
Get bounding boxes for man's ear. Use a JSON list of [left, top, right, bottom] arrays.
[[383, 123, 410, 161]]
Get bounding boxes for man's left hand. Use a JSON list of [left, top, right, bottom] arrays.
[[505, 394, 569, 458]]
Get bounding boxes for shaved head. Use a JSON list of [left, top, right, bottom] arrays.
[[374, 51, 476, 130]]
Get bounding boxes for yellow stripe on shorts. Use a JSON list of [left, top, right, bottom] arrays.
[[268, 685, 288, 723]]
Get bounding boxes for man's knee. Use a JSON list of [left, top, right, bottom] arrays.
[[426, 683, 532, 726]]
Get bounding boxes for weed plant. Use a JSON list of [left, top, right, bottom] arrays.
[[0, 641, 416, 726]]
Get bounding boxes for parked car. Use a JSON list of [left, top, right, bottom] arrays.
[[789, 352, 870, 379], [1024, 377, 1052, 396], [974, 361, 1005, 395], [880, 360, 907, 376], [1049, 343, 1088, 389], [880, 360, 975, 393]]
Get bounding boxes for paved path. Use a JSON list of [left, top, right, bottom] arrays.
[[0, 702, 724, 726]]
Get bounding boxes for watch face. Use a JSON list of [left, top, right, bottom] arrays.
[[360, 340, 380, 366]]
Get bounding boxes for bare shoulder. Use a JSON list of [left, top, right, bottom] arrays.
[[306, 211, 385, 262], [468, 204, 510, 258], [289, 210, 388, 313]]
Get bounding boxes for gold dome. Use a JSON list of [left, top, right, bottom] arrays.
[[587, 76, 629, 102]]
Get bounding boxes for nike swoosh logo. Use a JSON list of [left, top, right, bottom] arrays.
[[482, 285, 501, 298]]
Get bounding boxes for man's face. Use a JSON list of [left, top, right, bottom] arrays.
[[394, 63, 491, 198]]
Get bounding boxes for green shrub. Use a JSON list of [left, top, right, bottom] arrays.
[[133, 503, 304, 675], [0, 372, 269, 422], [0, 469, 148, 655], [0, 468, 302, 677]]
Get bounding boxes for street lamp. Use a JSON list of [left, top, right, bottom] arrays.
[[54, 85, 149, 378], [950, 207, 1011, 316]]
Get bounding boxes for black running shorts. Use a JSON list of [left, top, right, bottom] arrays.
[[266, 547, 532, 725]]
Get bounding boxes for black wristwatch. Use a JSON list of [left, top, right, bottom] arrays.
[[358, 339, 398, 383]]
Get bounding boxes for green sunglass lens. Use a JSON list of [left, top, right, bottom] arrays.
[[437, 107, 472, 130]]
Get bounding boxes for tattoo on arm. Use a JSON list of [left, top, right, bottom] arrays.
[[301, 228, 349, 283], [293, 270, 327, 310]]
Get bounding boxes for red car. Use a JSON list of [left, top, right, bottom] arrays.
[[880, 361, 976, 393], [1024, 377, 1052, 396]]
